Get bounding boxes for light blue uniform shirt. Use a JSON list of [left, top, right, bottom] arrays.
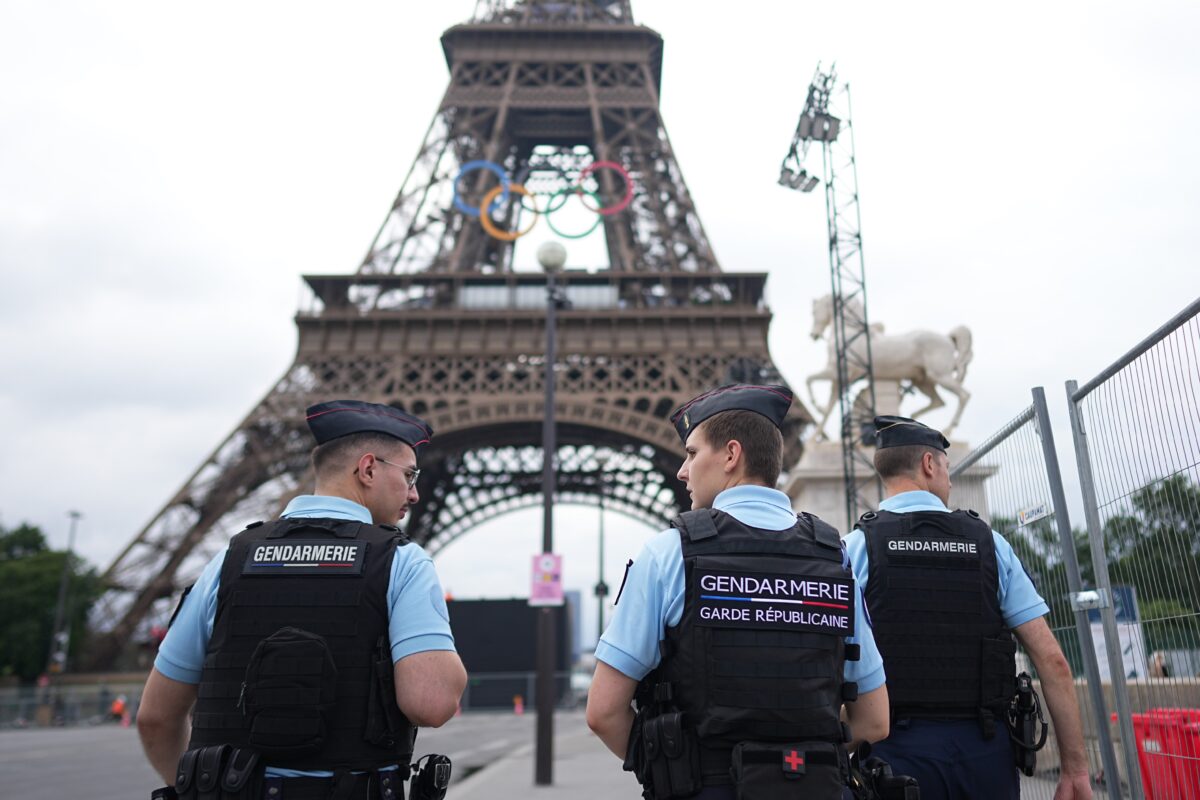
[[596, 485, 886, 693], [154, 495, 456, 778], [841, 490, 1049, 628]]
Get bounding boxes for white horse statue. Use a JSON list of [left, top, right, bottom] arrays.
[[806, 294, 973, 439]]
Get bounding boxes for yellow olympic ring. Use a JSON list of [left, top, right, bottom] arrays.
[[479, 183, 540, 242]]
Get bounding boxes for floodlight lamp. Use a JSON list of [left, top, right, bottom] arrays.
[[778, 166, 812, 192]]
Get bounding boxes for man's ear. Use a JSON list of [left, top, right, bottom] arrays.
[[723, 439, 744, 474], [921, 450, 937, 479], [354, 452, 377, 485]]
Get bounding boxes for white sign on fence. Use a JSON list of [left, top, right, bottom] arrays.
[[1017, 502, 1051, 527]]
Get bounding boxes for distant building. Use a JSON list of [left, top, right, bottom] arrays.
[[447, 598, 571, 709]]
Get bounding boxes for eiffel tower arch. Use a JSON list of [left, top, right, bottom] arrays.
[[87, 0, 811, 669]]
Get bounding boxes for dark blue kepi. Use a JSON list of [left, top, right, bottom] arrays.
[[873, 414, 949, 451], [669, 384, 793, 444], [305, 400, 433, 452]]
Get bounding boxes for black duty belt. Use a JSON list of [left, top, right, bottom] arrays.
[[262, 770, 402, 800]]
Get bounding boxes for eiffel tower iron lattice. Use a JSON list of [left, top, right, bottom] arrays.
[[86, 0, 811, 669]]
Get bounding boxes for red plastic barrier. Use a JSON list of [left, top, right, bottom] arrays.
[[1115, 709, 1200, 799]]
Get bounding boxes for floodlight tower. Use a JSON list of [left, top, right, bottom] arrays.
[[779, 63, 879, 526]]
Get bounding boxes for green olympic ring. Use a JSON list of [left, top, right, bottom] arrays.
[[543, 188, 605, 240]]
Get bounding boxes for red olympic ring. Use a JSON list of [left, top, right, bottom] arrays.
[[576, 161, 634, 216]]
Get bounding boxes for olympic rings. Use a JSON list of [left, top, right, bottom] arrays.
[[452, 158, 634, 240]]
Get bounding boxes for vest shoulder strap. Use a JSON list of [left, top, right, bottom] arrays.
[[950, 508, 994, 537], [855, 508, 902, 532], [671, 509, 720, 542], [802, 512, 842, 550]]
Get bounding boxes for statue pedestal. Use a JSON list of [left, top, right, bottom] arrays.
[[862, 379, 904, 418], [783, 439, 994, 534]]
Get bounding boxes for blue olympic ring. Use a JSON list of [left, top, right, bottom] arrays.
[[453, 160, 511, 218]]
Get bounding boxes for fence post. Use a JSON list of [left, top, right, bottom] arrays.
[[1065, 379, 1144, 800], [1031, 386, 1121, 791]]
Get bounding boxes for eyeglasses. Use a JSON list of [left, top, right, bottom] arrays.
[[376, 457, 421, 489]]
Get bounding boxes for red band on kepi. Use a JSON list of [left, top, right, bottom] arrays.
[[669, 384, 793, 444], [306, 400, 434, 453]]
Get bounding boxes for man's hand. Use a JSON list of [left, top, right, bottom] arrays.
[[1054, 771, 1094, 800], [1013, 617, 1092, 799]]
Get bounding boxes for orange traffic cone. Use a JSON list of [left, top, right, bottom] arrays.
[[513, 695, 525, 715]]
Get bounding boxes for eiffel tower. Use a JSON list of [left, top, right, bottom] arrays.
[[87, 0, 811, 668]]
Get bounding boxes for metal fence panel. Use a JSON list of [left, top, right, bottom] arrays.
[[1067, 296, 1200, 800], [951, 391, 1120, 797]]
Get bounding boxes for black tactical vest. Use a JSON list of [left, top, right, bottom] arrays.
[[645, 509, 857, 786], [189, 517, 416, 770], [859, 509, 1017, 726]]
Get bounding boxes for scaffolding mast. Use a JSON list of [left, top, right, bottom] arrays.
[[779, 63, 879, 526]]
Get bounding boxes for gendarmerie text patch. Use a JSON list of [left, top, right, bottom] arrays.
[[884, 535, 981, 566], [887, 538, 978, 554], [242, 539, 367, 576], [694, 569, 854, 634]]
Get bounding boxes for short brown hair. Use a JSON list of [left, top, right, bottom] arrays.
[[874, 444, 940, 481], [698, 409, 784, 486], [312, 432, 408, 478]]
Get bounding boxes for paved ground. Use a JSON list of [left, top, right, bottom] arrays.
[[0, 711, 1114, 799], [0, 710, 634, 800], [447, 711, 639, 799]]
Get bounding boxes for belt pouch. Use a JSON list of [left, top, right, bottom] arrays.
[[196, 745, 232, 800], [730, 741, 844, 800], [219, 748, 261, 800], [643, 712, 701, 799], [175, 748, 201, 800], [377, 768, 405, 800]]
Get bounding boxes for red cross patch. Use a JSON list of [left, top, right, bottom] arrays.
[[784, 749, 805, 772]]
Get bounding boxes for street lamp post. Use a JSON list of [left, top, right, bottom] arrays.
[[47, 510, 82, 675], [595, 491, 608, 644], [535, 241, 567, 785]]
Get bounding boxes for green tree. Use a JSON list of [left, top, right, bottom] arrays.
[[1101, 474, 1200, 650], [991, 514, 1094, 675], [0, 523, 102, 681], [1140, 598, 1198, 653]]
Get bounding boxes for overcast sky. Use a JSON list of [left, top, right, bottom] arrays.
[[2, 1, 1198, 645]]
